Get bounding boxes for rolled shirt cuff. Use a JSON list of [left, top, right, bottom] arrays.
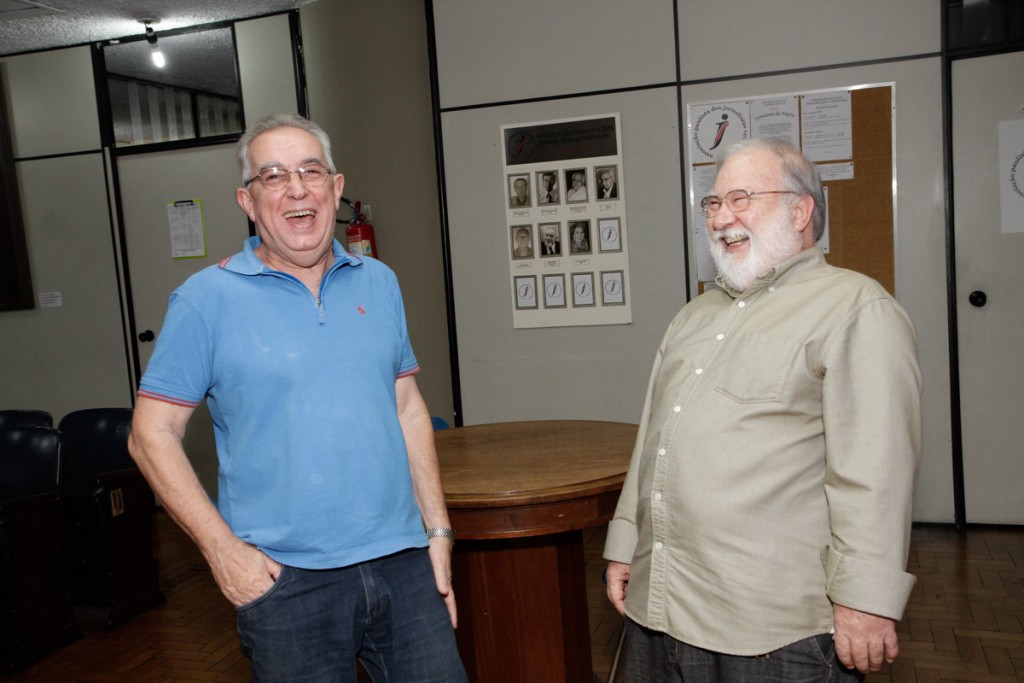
[[821, 545, 916, 620]]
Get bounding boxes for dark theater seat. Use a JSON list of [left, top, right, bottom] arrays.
[[58, 408, 163, 627], [0, 426, 78, 672], [0, 409, 53, 429]]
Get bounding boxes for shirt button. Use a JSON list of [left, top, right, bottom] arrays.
[[673, 405, 681, 413], [716, 333, 724, 341], [655, 542, 663, 550], [695, 368, 703, 375], [658, 448, 666, 456], [769, 286, 776, 292], [737, 301, 746, 308], [654, 492, 662, 501]]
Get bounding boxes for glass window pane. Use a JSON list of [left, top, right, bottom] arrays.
[[104, 26, 243, 147], [947, 0, 1024, 50]]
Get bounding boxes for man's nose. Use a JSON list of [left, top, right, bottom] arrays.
[[285, 172, 307, 195], [709, 205, 737, 230]]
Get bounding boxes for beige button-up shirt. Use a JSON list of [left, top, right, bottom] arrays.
[[604, 247, 921, 655]]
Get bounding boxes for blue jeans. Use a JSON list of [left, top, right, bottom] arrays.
[[236, 547, 467, 682], [624, 619, 863, 682]]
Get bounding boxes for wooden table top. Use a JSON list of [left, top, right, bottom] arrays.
[[435, 420, 637, 509]]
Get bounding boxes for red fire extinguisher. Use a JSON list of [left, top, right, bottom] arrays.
[[345, 201, 378, 259]]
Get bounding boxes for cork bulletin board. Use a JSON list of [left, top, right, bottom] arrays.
[[823, 86, 894, 293], [688, 84, 896, 294]]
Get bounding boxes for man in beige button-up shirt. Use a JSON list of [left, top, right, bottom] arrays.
[[604, 138, 921, 682]]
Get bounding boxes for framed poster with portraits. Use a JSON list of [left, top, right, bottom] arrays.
[[500, 113, 631, 328]]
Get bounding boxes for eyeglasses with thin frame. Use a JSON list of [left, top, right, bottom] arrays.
[[245, 163, 332, 191], [699, 189, 800, 218]]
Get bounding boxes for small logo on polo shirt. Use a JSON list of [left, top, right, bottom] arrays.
[[357, 306, 366, 315]]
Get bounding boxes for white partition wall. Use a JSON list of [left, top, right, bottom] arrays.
[[431, 1, 956, 522], [677, 0, 940, 81], [443, 89, 685, 425], [2, 47, 101, 157], [0, 48, 133, 420], [236, 13, 299, 122], [432, 0, 677, 109], [1, 154, 133, 418]]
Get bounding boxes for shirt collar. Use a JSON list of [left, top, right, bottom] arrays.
[[715, 246, 824, 299], [219, 235, 360, 275]]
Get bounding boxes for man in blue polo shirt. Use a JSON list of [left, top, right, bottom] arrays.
[[129, 113, 467, 682]]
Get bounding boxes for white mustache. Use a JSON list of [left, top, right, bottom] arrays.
[[711, 228, 751, 245]]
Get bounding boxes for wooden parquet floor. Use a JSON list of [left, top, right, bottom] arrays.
[[586, 524, 1024, 683], [7, 512, 251, 682], [6, 516, 1022, 682]]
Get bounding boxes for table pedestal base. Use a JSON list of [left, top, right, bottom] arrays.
[[452, 530, 593, 683]]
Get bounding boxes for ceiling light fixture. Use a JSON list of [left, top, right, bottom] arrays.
[[142, 20, 165, 68]]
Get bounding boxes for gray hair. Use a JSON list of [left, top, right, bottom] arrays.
[[716, 137, 826, 242], [236, 113, 336, 185]]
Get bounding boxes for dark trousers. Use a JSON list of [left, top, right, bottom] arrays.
[[236, 547, 467, 682], [624, 618, 864, 683]]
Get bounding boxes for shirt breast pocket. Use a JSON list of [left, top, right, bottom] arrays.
[[715, 333, 799, 403]]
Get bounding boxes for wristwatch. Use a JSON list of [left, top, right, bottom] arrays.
[[425, 526, 455, 543]]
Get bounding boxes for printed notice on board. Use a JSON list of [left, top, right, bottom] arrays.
[[751, 96, 799, 148], [167, 199, 207, 258], [800, 91, 852, 162]]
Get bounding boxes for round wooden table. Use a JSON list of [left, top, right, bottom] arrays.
[[436, 420, 637, 683]]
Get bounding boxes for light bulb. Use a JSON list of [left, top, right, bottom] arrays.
[[143, 22, 165, 68]]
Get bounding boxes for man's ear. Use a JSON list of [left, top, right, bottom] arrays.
[[332, 173, 346, 208], [236, 187, 255, 222], [792, 193, 815, 235]]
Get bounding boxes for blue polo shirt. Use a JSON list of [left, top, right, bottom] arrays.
[[139, 237, 425, 569]]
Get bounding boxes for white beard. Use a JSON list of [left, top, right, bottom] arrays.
[[708, 205, 804, 292]]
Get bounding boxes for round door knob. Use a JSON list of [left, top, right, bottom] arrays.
[[138, 330, 155, 342], [968, 291, 987, 308]]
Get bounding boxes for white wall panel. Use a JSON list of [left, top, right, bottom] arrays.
[[433, 0, 677, 109], [236, 13, 299, 122], [678, 0, 940, 82], [0, 47, 101, 157], [0, 154, 132, 418]]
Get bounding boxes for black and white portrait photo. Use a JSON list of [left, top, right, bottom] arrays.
[[536, 170, 560, 205], [595, 165, 619, 200], [510, 224, 534, 260], [539, 222, 562, 256], [508, 173, 532, 208], [564, 168, 588, 203]]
